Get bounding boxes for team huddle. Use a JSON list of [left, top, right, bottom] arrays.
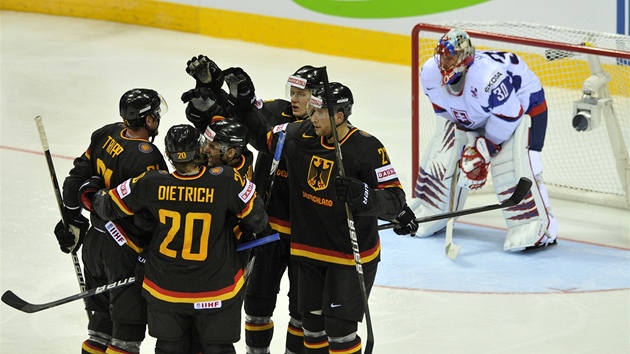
[[52, 28, 556, 354]]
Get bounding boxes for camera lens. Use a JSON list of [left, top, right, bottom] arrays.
[[572, 111, 590, 132]]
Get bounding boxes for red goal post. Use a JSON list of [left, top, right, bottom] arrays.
[[411, 22, 630, 209]]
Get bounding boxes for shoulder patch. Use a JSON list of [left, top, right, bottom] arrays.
[[116, 179, 132, 198], [209, 167, 224, 175], [138, 142, 154, 154], [375, 164, 398, 183], [272, 123, 289, 134], [238, 179, 256, 203]]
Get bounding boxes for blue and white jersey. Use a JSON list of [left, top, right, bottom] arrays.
[[420, 50, 545, 146]]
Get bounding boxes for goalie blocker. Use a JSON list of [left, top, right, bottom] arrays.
[[411, 116, 557, 251]]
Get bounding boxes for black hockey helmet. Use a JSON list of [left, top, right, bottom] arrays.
[[119, 88, 168, 128], [310, 82, 354, 119], [204, 117, 249, 157], [287, 65, 325, 91], [164, 124, 203, 163]]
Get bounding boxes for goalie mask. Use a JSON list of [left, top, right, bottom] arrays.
[[434, 29, 475, 85], [164, 124, 204, 163]]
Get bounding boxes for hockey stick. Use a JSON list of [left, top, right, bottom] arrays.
[[34, 116, 91, 321], [1, 233, 280, 314], [244, 130, 286, 280], [444, 170, 462, 260], [378, 177, 533, 230], [319, 67, 375, 354]]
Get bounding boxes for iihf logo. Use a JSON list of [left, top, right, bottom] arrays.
[[470, 87, 478, 98]]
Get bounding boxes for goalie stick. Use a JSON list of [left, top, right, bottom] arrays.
[[378, 177, 533, 230], [319, 67, 375, 354], [444, 170, 462, 260], [34, 116, 91, 321], [1, 233, 280, 314]]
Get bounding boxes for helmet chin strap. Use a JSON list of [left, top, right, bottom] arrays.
[[146, 114, 160, 143], [147, 126, 157, 143]]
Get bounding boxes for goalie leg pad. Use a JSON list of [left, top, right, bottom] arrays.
[[412, 119, 469, 237], [490, 115, 557, 251]]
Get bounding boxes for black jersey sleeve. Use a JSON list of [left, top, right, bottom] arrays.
[[62, 153, 93, 209], [351, 132, 406, 220]]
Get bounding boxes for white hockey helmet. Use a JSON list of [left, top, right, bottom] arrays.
[[434, 29, 475, 85]]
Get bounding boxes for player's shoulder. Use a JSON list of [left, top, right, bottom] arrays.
[[469, 56, 507, 92], [131, 169, 170, 185], [420, 58, 441, 86], [91, 122, 123, 138], [347, 127, 383, 146], [204, 165, 236, 179], [262, 99, 294, 121]]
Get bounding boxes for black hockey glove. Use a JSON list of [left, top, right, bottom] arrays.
[[393, 204, 419, 236], [223, 67, 257, 115], [78, 176, 104, 212], [185, 54, 224, 92], [54, 208, 89, 254], [181, 87, 217, 106], [181, 87, 219, 127], [334, 176, 375, 212]]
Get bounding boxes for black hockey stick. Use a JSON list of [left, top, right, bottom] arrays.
[[319, 67, 375, 354], [1, 233, 280, 314], [34, 116, 91, 321], [378, 177, 532, 230]]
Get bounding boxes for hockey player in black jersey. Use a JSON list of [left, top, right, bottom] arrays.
[[90, 124, 270, 354], [237, 65, 326, 354], [202, 116, 256, 274], [53, 88, 169, 353], [234, 80, 408, 354]]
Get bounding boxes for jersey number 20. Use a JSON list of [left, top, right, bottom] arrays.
[[158, 209, 212, 261]]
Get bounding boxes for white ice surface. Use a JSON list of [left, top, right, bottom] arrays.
[[1, 11, 628, 354]]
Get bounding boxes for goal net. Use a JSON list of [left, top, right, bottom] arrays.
[[411, 22, 630, 209]]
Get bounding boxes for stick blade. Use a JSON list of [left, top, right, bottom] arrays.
[[1, 290, 38, 313], [445, 243, 461, 260], [507, 177, 533, 205]]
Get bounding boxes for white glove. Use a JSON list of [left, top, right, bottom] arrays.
[[458, 137, 491, 190]]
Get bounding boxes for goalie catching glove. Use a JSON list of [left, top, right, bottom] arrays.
[[54, 207, 89, 254], [185, 54, 224, 92], [458, 137, 500, 190], [334, 176, 375, 212]]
